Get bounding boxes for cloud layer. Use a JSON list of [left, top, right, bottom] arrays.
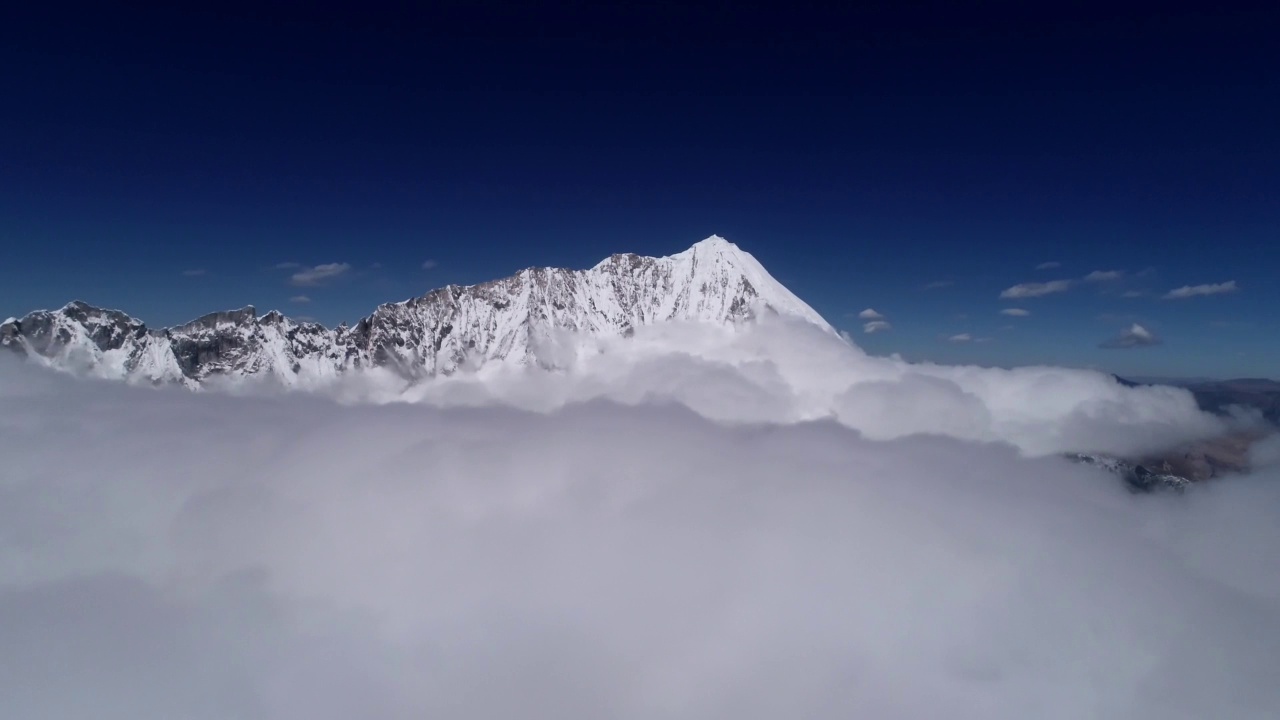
[[1084, 270, 1124, 282], [1000, 280, 1072, 299], [1101, 323, 1162, 349], [863, 320, 891, 333], [0, 356, 1276, 719], [1163, 280, 1238, 299], [290, 263, 352, 286]]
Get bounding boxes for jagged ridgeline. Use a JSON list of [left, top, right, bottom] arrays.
[[1, 236, 833, 387]]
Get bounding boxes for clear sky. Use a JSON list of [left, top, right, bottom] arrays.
[[1, 2, 1276, 378]]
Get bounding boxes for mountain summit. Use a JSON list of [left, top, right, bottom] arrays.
[[1, 236, 832, 387]]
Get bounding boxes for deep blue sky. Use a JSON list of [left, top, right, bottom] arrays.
[[2, 2, 1277, 378]]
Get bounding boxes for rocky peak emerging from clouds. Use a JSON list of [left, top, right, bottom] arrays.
[[1, 236, 833, 386]]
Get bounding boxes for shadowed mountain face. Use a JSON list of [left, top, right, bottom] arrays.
[[1, 236, 832, 387]]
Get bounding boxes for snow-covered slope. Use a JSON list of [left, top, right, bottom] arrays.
[[1, 236, 833, 386]]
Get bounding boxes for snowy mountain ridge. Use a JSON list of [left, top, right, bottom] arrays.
[[1, 236, 833, 387]]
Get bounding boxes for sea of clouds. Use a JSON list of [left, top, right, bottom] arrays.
[[1, 317, 1277, 719]]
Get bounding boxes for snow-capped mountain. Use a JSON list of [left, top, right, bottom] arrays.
[[1, 235, 833, 387]]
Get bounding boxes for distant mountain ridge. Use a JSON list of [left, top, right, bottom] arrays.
[[1117, 375, 1280, 426], [1, 235, 833, 387]]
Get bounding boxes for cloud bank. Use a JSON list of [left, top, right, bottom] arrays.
[[0, 357, 1276, 720]]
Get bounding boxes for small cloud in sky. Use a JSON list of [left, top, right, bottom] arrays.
[[1084, 270, 1124, 282], [1163, 280, 1238, 299], [422, 260, 439, 270], [181, 269, 206, 277], [1000, 280, 1072, 299], [948, 333, 972, 343], [863, 320, 892, 334], [1000, 308, 1030, 317], [858, 308, 884, 320], [275, 262, 302, 270], [1100, 323, 1161, 349], [290, 295, 311, 304], [1035, 261, 1061, 270], [290, 262, 352, 287], [922, 280, 953, 290], [1121, 290, 1147, 298], [371, 262, 383, 270]]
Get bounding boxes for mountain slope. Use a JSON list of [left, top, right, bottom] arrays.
[[1, 235, 833, 386]]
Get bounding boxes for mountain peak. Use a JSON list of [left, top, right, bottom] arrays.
[[691, 233, 732, 248]]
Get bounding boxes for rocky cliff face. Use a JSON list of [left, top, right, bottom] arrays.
[[1, 235, 833, 387]]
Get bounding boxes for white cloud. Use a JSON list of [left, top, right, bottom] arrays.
[[1084, 270, 1124, 282], [858, 308, 884, 320], [863, 320, 892, 334], [1163, 281, 1239, 300], [0, 355, 1273, 719], [290, 262, 352, 287], [948, 333, 972, 343], [999, 280, 1072, 299], [290, 295, 311, 304], [181, 269, 206, 277], [1000, 308, 1031, 317], [1036, 261, 1061, 270], [1100, 323, 1162, 349], [422, 260, 439, 270]]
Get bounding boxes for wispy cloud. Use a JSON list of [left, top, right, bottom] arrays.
[[1121, 290, 1147, 298], [1035, 261, 1061, 270], [422, 260, 439, 270], [948, 333, 972, 343], [275, 262, 302, 270], [863, 320, 892, 334], [999, 280, 1072, 299], [290, 262, 352, 287], [858, 308, 884, 320], [999, 308, 1030, 317], [1083, 270, 1123, 282], [1100, 323, 1161, 349], [1163, 281, 1238, 300], [289, 295, 311, 304], [181, 269, 206, 277], [922, 280, 953, 290]]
